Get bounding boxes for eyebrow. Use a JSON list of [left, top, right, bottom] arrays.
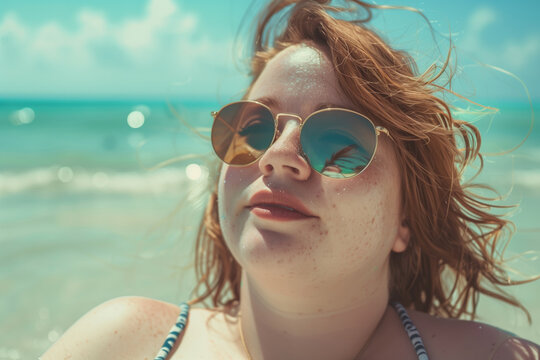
[[254, 97, 351, 112], [315, 103, 349, 110], [254, 97, 280, 109]]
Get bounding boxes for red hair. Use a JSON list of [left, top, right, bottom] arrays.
[[188, 0, 533, 321]]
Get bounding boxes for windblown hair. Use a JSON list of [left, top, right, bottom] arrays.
[[189, 0, 531, 320]]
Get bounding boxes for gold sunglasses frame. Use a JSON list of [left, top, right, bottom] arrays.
[[211, 100, 391, 178]]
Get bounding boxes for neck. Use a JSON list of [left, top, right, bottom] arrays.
[[238, 270, 391, 360]]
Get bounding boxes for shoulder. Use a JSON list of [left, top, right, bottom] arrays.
[[40, 296, 185, 360], [490, 337, 540, 360], [407, 309, 539, 360]]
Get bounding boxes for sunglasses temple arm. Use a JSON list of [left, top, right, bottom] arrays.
[[375, 126, 394, 142]]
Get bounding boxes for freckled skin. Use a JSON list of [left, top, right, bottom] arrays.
[[217, 43, 409, 302]]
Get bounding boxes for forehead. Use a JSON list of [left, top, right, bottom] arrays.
[[248, 43, 354, 115]]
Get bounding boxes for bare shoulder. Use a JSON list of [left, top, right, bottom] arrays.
[[407, 309, 539, 360], [169, 305, 246, 359], [40, 296, 183, 360], [491, 337, 540, 360]]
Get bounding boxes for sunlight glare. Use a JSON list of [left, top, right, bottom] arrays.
[[127, 110, 145, 128], [186, 163, 201, 180]]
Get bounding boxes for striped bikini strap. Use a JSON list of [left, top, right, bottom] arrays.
[[153, 302, 426, 360], [391, 302, 430, 360], [154, 302, 190, 360]]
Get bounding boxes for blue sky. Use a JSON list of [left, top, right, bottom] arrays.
[[0, 0, 539, 101]]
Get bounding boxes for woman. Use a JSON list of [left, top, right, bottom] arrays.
[[42, 0, 539, 359]]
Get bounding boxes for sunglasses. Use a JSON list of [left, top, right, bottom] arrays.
[[211, 100, 390, 179]]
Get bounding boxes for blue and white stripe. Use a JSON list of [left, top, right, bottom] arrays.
[[392, 302, 430, 360], [153, 301, 428, 360], [154, 302, 190, 360]]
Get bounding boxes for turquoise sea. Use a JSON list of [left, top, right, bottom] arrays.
[[1, 99, 539, 358]]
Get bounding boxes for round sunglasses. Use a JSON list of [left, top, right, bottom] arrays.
[[211, 100, 390, 179]]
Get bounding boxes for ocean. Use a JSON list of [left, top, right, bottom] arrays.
[[1, 99, 539, 358]]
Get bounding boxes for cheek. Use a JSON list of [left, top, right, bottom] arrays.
[[220, 164, 256, 190], [217, 165, 258, 238], [217, 166, 240, 234], [321, 159, 401, 251]]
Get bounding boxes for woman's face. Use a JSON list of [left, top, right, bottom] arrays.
[[217, 43, 409, 290]]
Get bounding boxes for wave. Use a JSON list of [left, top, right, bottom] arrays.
[[0, 165, 210, 196]]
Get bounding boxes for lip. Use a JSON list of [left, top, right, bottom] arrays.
[[247, 190, 318, 220]]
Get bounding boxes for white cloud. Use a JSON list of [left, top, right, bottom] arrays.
[[467, 6, 496, 34], [0, 0, 242, 97], [178, 14, 197, 33], [460, 7, 496, 53], [116, 18, 155, 52], [115, 0, 183, 53], [501, 35, 540, 69], [460, 6, 540, 71], [0, 12, 27, 42], [32, 22, 73, 62], [0, 12, 29, 64], [148, 0, 178, 24], [77, 9, 108, 40]]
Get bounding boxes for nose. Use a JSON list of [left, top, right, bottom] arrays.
[[258, 116, 312, 181]]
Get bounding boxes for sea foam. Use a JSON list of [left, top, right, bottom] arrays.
[[0, 166, 209, 196]]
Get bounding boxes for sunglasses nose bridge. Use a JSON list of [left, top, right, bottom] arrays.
[[275, 112, 302, 122], [274, 112, 303, 137], [258, 114, 311, 180], [275, 113, 303, 131], [272, 113, 304, 147]]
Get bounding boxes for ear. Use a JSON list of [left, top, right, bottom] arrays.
[[391, 216, 410, 253]]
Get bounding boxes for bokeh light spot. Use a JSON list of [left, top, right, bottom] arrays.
[[127, 110, 145, 128], [10, 107, 35, 125], [57, 167, 74, 183], [47, 330, 60, 342], [134, 104, 151, 117], [19, 107, 35, 124], [186, 163, 201, 180]]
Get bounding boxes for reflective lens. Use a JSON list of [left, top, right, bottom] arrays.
[[211, 101, 275, 165], [211, 101, 379, 179], [301, 109, 376, 178]]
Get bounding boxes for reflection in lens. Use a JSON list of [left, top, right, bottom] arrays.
[[238, 116, 274, 151], [301, 110, 376, 178], [211, 102, 275, 165]]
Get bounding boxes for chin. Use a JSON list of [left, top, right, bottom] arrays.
[[234, 227, 316, 273]]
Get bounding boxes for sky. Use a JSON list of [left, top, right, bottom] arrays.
[[0, 0, 539, 101]]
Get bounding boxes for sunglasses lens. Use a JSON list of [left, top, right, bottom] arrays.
[[300, 110, 377, 178], [212, 102, 275, 165]]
